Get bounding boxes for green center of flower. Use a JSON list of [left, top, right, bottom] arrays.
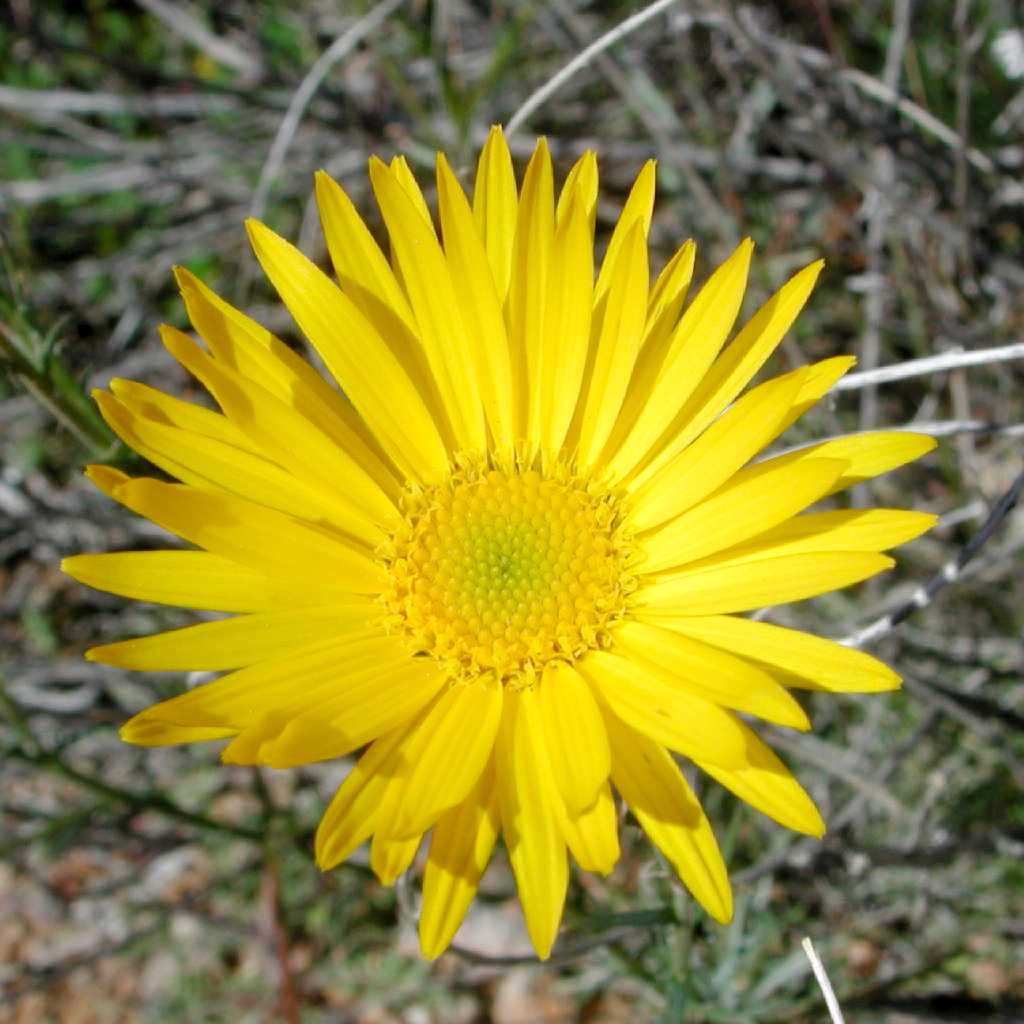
[[383, 465, 633, 687]]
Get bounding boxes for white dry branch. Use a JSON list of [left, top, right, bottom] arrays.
[[833, 341, 1024, 391], [505, 0, 682, 137], [802, 937, 847, 1024], [250, 0, 407, 222]]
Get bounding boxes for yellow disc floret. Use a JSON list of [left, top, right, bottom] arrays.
[[383, 463, 634, 688]]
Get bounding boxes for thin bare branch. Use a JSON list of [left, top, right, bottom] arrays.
[[505, 0, 682, 137], [250, 0, 407, 221], [834, 342, 1024, 390]]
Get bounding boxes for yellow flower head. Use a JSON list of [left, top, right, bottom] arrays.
[[64, 128, 936, 960]]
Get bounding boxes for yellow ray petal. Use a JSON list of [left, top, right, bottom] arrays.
[[387, 679, 503, 840], [61, 551, 322, 613], [313, 170, 416, 330], [611, 621, 809, 729], [119, 631, 401, 742], [436, 153, 515, 455], [705, 508, 937, 565], [246, 219, 449, 484], [555, 149, 598, 231], [495, 689, 568, 960], [768, 431, 937, 496], [696, 722, 825, 836], [605, 713, 731, 923], [96, 388, 369, 536], [419, 760, 500, 960], [473, 125, 518, 303], [653, 615, 900, 692], [627, 367, 806, 532], [159, 329, 394, 546], [506, 137, 554, 451], [575, 220, 648, 468], [106, 475, 385, 594], [629, 259, 825, 490], [370, 832, 422, 886], [538, 190, 593, 460], [598, 240, 698, 464], [315, 724, 412, 870], [558, 782, 619, 875], [643, 239, 697, 352], [389, 154, 433, 225], [109, 377, 258, 454], [771, 355, 857, 437], [370, 157, 487, 455], [605, 238, 753, 483], [638, 458, 846, 573], [578, 649, 747, 768], [116, 720, 237, 746], [594, 159, 655, 301], [537, 662, 610, 816], [85, 603, 375, 671], [175, 265, 401, 499], [637, 551, 894, 615], [254, 657, 447, 768]]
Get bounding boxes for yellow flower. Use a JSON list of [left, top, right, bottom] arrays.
[[64, 128, 935, 960]]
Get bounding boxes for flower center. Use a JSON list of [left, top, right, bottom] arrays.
[[382, 464, 633, 687]]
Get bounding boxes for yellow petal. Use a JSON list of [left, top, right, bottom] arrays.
[[696, 722, 825, 836], [627, 367, 806, 532], [598, 240, 698, 464], [578, 649, 747, 768], [558, 782, 619, 875], [436, 153, 515, 455], [495, 689, 568, 960], [370, 157, 487, 454], [315, 724, 411, 869], [85, 603, 375, 671], [769, 431, 937, 496], [96, 388, 369, 536], [537, 662, 610, 816], [473, 125, 518, 303], [771, 355, 856, 437], [61, 551, 319, 613], [109, 377, 258, 454], [710, 509, 937, 564], [175, 264, 401, 500], [637, 552, 894, 615], [387, 679, 503, 840], [605, 238, 753, 483], [655, 615, 900, 692], [630, 259, 824, 490], [313, 170, 416, 332], [611, 621, 809, 729], [106, 476, 385, 594], [254, 656, 446, 768], [506, 137, 554, 452], [605, 713, 731, 923], [638, 458, 846, 572], [116, 720, 236, 746], [160, 328, 396, 545], [370, 832, 422, 886], [594, 160, 655, 301], [555, 149, 598, 231], [246, 219, 449, 483], [119, 632, 401, 741], [419, 761, 500, 960], [575, 220, 648, 467], [643, 239, 697, 351], [389, 154, 433, 225], [538, 189, 594, 460]]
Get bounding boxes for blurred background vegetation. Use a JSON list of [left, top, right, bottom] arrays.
[[2, 1, 1023, 1020]]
